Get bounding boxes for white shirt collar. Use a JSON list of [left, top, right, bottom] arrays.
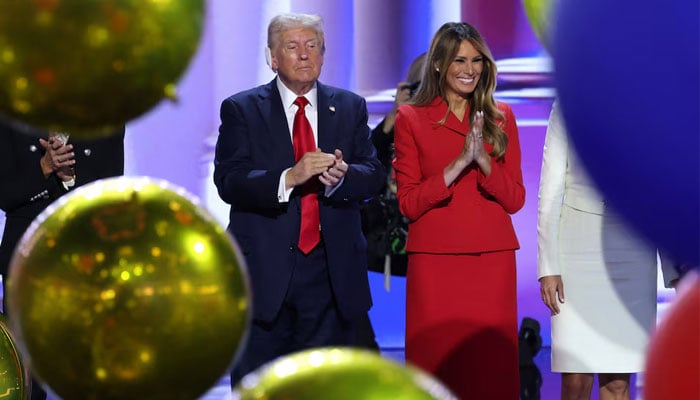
[[276, 77, 318, 112]]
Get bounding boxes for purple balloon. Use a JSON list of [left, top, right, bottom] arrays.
[[553, 0, 699, 266]]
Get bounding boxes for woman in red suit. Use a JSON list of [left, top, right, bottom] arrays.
[[394, 22, 525, 399]]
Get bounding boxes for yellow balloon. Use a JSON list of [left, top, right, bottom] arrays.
[[7, 177, 250, 400], [522, 0, 557, 51], [234, 347, 458, 399], [0, 0, 205, 138], [0, 314, 29, 400]]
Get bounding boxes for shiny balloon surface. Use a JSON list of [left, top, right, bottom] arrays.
[[644, 273, 699, 400], [0, 0, 204, 138], [0, 314, 28, 400], [233, 347, 457, 400], [522, 0, 556, 51], [553, 0, 699, 265], [7, 177, 250, 400]]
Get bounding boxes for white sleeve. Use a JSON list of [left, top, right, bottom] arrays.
[[537, 100, 568, 279], [278, 168, 294, 203]]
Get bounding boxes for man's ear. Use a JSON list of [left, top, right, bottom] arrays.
[[265, 47, 272, 68]]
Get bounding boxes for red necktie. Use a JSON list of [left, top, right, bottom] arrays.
[[292, 96, 320, 254]]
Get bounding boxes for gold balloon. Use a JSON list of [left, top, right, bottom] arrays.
[[0, 0, 204, 138], [7, 177, 250, 400], [233, 347, 458, 400], [0, 314, 29, 400], [522, 0, 557, 51]]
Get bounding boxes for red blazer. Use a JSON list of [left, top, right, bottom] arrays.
[[393, 97, 525, 254]]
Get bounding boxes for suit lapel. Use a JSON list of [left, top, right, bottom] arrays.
[[425, 97, 469, 137], [316, 82, 336, 151], [257, 80, 295, 163]]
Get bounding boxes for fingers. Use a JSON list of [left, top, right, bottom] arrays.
[[320, 154, 347, 187], [557, 282, 566, 305], [541, 289, 560, 315], [540, 277, 564, 315], [471, 110, 484, 137], [54, 146, 75, 166], [292, 151, 334, 185]]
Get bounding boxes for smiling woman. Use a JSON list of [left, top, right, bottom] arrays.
[[393, 21, 525, 399]]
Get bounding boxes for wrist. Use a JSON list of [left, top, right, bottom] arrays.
[[40, 158, 53, 177], [62, 174, 76, 189]]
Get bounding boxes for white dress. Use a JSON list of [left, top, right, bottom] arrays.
[[536, 101, 673, 372]]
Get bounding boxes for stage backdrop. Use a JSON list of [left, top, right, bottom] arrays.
[[0, 0, 674, 349], [122, 0, 557, 349]]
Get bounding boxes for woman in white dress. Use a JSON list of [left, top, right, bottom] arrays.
[[537, 101, 678, 399]]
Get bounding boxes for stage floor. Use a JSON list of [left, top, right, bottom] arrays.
[[190, 346, 640, 400]]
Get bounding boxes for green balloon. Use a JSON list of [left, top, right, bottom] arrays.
[[523, 0, 556, 51], [234, 347, 457, 399], [0, 314, 29, 400], [8, 177, 250, 400], [0, 0, 205, 138]]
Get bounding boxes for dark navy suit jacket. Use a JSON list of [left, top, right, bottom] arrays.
[[0, 123, 125, 279], [213, 79, 385, 323]]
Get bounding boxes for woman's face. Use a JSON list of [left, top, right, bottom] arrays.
[[443, 40, 483, 101]]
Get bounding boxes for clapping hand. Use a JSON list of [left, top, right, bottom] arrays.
[[460, 110, 484, 165], [319, 149, 347, 187], [287, 148, 335, 188], [39, 132, 75, 178]]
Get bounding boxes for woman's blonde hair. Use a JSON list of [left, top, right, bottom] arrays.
[[411, 22, 508, 159]]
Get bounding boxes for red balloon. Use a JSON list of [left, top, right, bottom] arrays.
[[644, 273, 700, 400]]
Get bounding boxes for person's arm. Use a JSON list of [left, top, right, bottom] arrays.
[[537, 101, 567, 279], [0, 130, 65, 212], [322, 96, 386, 203], [475, 103, 526, 214], [393, 105, 453, 221], [381, 81, 413, 134], [537, 101, 568, 313], [540, 275, 564, 314], [214, 97, 288, 210]]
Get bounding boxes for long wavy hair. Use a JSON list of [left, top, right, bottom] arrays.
[[410, 22, 508, 159]]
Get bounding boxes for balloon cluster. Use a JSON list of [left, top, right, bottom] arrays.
[[524, 1, 699, 398]]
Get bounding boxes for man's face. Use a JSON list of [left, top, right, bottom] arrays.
[[271, 27, 324, 93]]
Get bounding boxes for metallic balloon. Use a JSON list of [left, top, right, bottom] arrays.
[[0, 314, 29, 400], [0, 0, 204, 138], [233, 347, 458, 400], [522, 0, 557, 51], [7, 177, 250, 400]]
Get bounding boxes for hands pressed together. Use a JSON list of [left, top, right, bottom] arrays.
[[287, 148, 347, 188], [443, 111, 491, 186], [461, 111, 490, 169], [39, 133, 75, 181]]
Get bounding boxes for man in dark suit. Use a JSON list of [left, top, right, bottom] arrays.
[[213, 12, 385, 386], [0, 120, 125, 400]]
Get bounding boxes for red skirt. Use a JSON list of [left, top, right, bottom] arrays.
[[405, 251, 519, 399]]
